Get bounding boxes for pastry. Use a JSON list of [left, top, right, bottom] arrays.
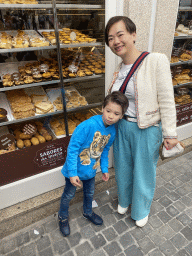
[[13, 110, 35, 119], [24, 139, 31, 147], [182, 28, 189, 34], [172, 78, 177, 86], [42, 72, 52, 79], [180, 53, 191, 61], [31, 95, 48, 104], [24, 76, 34, 84], [68, 73, 77, 78], [77, 71, 86, 77], [171, 56, 179, 63], [37, 126, 52, 141], [34, 132, 46, 143], [3, 80, 14, 87], [35, 101, 54, 113], [176, 24, 184, 32], [85, 71, 93, 76], [17, 139, 24, 149], [19, 133, 32, 139], [3, 74, 11, 79], [31, 137, 39, 146]]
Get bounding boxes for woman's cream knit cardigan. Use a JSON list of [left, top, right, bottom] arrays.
[[108, 52, 177, 139]]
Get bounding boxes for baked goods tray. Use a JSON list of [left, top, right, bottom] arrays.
[[0, 61, 34, 79], [0, 109, 63, 127], [47, 122, 66, 139], [46, 86, 88, 111], [0, 30, 55, 53], [0, 92, 14, 122], [24, 86, 58, 115], [38, 29, 102, 48], [0, 61, 60, 90], [38, 29, 62, 46], [0, 30, 43, 38]]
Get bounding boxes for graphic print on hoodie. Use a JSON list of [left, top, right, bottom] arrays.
[[79, 131, 111, 169]]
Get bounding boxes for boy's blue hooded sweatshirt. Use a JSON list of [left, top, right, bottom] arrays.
[[61, 115, 116, 180]]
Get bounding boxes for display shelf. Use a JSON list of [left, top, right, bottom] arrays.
[[60, 42, 102, 48], [0, 45, 56, 54], [174, 82, 192, 88], [0, 80, 60, 92], [67, 102, 102, 113], [0, 4, 102, 9], [63, 74, 104, 83], [0, 75, 104, 92], [0, 0, 105, 141], [178, 6, 192, 12], [171, 60, 192, 66], [174, 35, 192, 40], [0, 42, 102, 54], [0, 102, 102, 127]]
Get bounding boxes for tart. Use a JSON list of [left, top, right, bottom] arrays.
[[42, 72, 52, 79], [68, 73, 77, 78], [85, 71, 93, 76], [0, 108, 8, 122], [3, 80, 14, 87]]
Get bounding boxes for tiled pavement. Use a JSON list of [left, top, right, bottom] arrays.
[[1, 151, 192, 256]]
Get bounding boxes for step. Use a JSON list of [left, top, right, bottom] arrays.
[[0, 137, 192, 239]]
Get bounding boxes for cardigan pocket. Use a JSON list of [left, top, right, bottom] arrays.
[[145, 108, 160, 116]]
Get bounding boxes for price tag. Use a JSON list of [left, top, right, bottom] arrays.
[[70, 31, 76, 41], [22, 123, 37, 136], [68, 64, 78, 73], [0, 134, 15, 150]]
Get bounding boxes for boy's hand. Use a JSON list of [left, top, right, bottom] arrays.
[[70, 176, 82, 187], [102, 173, 109, 182]]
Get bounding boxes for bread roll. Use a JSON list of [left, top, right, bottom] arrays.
[[17, 139, 24, 149], [24, 139, 31, 147], [14, 130, 22, 140], [31, 137, 39, 146], [20, 133, 32, 139], [34, 132, 46, 143]]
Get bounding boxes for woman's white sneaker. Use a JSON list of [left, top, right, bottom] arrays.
[[136, 215, 148, 227], [117, 205, 128, 215]]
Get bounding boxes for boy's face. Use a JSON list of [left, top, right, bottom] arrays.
[[102, 101, 123, 126]]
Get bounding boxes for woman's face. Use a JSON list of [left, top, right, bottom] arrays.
[[108, 20, 136, 58]]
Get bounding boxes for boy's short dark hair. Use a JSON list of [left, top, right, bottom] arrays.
[[103, 91, 129, 115], [105, 16, 136, 46]]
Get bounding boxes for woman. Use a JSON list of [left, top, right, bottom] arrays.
[[105, 16, 178, 227]]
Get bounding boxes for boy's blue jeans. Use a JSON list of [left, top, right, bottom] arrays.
[[58, 177, 95, 220]]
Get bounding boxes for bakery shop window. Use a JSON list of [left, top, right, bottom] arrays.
[[0, 1, 105, 160]]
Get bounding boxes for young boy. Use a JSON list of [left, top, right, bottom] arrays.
[[58, 91, 128, 236]]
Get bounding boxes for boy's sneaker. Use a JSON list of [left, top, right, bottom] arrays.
[[83, 212, 103, 225], [59, 218, 70, 236]]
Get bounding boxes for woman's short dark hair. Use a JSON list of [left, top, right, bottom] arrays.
[[105, 16, 136, 46], [103, 91, 129, 115]]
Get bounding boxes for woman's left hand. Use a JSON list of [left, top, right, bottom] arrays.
[[164, 138, 179, 150]]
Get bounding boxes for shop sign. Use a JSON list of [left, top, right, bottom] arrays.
[[34, 143, 66, 168]]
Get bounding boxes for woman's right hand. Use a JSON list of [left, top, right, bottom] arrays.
[[70, 176, 82, 187], [164, 138, 179, 150]]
